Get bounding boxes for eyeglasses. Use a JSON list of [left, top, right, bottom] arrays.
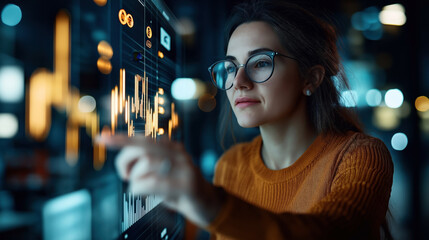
[[208, 51, 298, 90]]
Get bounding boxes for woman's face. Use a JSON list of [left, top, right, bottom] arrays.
[[226, 21, 306, 128]]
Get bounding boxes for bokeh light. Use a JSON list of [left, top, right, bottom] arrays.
[[415, 96, 429, 112], [0, 113, 18, 138], [397, 101, 411, 118], [198, 93, 216, 112], [373, 106, 400, 130], [1, 4, 22, 27], [171, 78, 206, 100], [0, 65, 24, 103], [176, 17, 196, 36], [171, 78, 196, 100], [351, 12, 370, 31], [391, 132, 408, 151], [201, 150, 217, 177], [385, 88, 404, 108], [351, 7, 383, 40], [93, 0, 107, 7], [366, 89, 382, 107], [362, 21, 383, 40], [419, 111, 429, 133], [78, 96, 96, 113], [379, 4, 406, 26]]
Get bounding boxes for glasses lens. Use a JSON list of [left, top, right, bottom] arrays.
[[246, 53, 273, 82], [211, 60, 236, 90]]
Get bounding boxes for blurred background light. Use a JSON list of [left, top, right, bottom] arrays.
[[373, 106, 400, 130], [0, 113, 18, 138], [415, 96, 429, 112], [171, 78, 205, 100], [397, 101, 411, 118], [78, 96, 96, 113], [97, 57, 112, 74], [351, 7, 383, 40], [351, 12, 370, 31], [92, 30, 107, 42], [379, 4, 406, 26], [419, 110, 429, 133], [391, 132, 408, 151], [1, 4, 22, 27], [340, 90, 358, 107], [363, 21, 383, 40], [0, 65, 25, 103], [97, 40, 113, 59], [93, 0, 107, 7], [43, 189, 91, 240], [172, 78, 196, 100], [418, 110, 429, 120], [363, 7, 380, 24], [200, 150, 217, 178], [366, 89, 382, 107], [176, 17, 196, 36], [198, 93, 216, 112], [385, 88, 404, 108], [342, 60, 378, 107]]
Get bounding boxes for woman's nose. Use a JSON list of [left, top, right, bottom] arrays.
[[233, 67, 253, 90]]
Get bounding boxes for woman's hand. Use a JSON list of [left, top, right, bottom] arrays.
[[96, 134, 224, 227]]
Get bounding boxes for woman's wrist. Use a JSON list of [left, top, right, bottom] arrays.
[[188, 178, 226, 227], [204, 185, 226, 226]]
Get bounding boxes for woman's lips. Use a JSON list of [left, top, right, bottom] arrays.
[[235, 97, 260, 108]]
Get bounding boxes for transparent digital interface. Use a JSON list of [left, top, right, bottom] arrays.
[[113, 0, 184, 239], [21, 0, 184, 238]]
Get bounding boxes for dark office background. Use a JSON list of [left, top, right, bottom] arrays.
[[0, 0, 428, 239]]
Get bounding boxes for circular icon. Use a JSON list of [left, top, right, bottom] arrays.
[[97, 40, 113, 59], [126, 14, 134, 28], [146, 26, 152, 39], [97, 57, 112, 74], [146, 40, 152, 48], [118, 9, 127, 25]]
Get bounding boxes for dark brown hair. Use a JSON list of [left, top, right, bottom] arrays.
[[218, 0, 363, 149]]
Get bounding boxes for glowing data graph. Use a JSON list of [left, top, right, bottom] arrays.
[[110, 68, 178, 139], [122, 192, 163, 232]]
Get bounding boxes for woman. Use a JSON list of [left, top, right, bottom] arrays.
[[98, 1, 393, 239]]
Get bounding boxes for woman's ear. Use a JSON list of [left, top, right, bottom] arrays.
[[303, 65, 325, 96]]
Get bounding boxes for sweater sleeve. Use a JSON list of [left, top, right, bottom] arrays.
[[206, 138, 393, 239]]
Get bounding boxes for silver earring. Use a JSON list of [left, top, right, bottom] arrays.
[[305, 90, 312, 96]]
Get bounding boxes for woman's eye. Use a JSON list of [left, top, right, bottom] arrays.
[[254, 60, 272, 68], [225, 66, 236, 73]]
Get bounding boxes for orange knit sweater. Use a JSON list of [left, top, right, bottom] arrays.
[[207, 131, 393, 239]]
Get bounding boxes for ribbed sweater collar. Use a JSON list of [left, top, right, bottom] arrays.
[[250, 133, 332, 182]]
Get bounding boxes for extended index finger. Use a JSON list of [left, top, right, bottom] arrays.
[[95, 133, 154, 149]]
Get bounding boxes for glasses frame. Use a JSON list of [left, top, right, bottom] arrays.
[[208, 50, 298, 90]]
